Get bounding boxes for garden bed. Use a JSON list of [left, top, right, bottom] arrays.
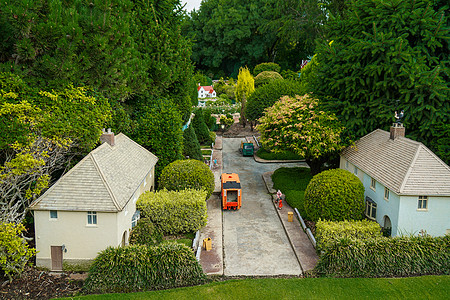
[[256, 148, 303, 161]]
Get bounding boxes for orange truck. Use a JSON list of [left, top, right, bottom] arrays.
[[220, 173, 242, 210]]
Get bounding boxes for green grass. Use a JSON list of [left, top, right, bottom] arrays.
[[162, 232, 196, 248], [272, 167, 312, 218], [62, 276, 449, 299], [256, 148, 303, 160], [201, 149, 212, 155]]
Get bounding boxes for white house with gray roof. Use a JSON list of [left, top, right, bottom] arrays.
[[340, 124, 450, 237], [30, 131, 158, 270]]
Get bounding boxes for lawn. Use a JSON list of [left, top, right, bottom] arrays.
[[272, 167, 312, 218], [63, 276, 449, 299], [201, 149, 212, 155], [256, 147, 303, 160], [162, 232, 195, 248]]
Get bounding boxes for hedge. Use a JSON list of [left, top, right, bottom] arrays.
[[304, 169, 364, 221], [253, 62, 281, 75], [315, 219, 382, 251], [129, 218, 163, 246], [192, 109, 211, 144], [254, 71, 283, 88], [315, 235, 450, 278], [159, 159, 215, 199], [83, 243, 206, 293], [137, 189, 207, 235]]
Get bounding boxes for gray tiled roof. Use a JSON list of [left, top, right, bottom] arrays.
[[30, 133, 158, 212], [341, 129, 450, 196]]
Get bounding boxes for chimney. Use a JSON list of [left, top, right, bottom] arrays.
[[100, 128, 115, 146], [390, 123, 405, 140]]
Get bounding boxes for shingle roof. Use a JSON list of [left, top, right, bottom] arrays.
[[341, 129, 450, 196], [30, 133, 158, 212]]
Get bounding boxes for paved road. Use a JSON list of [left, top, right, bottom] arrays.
[[222, 138, 306, 276]]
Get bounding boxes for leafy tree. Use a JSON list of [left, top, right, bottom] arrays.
[[253, 62, 281, 75], [257, 95, 346, 175], [132, 98, 184, 182], [182, 125, 203, 161], [254, 71, 283, 88], [0, 222, 36, 282], [245, 79, 304, 122], [191, 109, 211, 144], [308, 0, 449, 150], [235, 66, 254, 127]]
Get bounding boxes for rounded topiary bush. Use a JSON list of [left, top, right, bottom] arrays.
[[129, 218, 163, 246], [253, 62, 281, 75], [159, 159, 215, 199], [304, 169, 364, 221], [254, 71, 283, 88]]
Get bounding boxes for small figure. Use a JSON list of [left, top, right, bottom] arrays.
[[276, 190, 282, 201], [278, 195, 283, 210], [213, 159, 218, 168], [394, 110, 404, 125]]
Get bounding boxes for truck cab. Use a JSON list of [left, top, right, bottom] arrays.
[[220, 173, 242, 210], [239, 141, 254, 156]]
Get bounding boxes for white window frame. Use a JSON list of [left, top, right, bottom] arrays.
[[370, 178, 376, 191], [365, 198, 377, 220], [418, 196, 428, 211], [384, 187, 390, 201], [131, 210, 140, 228], [87, 211, 97, 225], [50, 210, 58, 220]]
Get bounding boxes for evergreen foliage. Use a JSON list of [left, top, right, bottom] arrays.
[[129, 218, 163, 247], [315, 235, 450, 277], [83, 243, 206, 293], [192, 109, 211, 144], [183, 125, 203, 161], [235, 66, 255, 126], [254, 71, 283, 88], [304, 169, 365, 221], [137, 189, 208, 235], [245, 79, 304, 121], [0, 222, 36, 282], [253, 62, 281, 75], [308, 0, 449, 151], [159, 159, 215, 199]]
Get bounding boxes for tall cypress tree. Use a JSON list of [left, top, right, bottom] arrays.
[[182, 125, 203, 161]]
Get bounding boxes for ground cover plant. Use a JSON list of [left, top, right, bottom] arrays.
[[137, 189, 207, 235], [272, 167, 312, 218], [256, 147, 303, 160], [315, 235, 450, 278], [158, 159, 215, 199], [304, 169, 364, 221], [65, 276, 449, 299], [83, 243, 205, 294]]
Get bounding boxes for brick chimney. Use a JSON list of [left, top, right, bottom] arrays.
[[100, 128, 115, 146], [390, 123, 405, 140]]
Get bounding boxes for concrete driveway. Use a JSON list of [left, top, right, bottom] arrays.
[[222, 138, 307, 276]]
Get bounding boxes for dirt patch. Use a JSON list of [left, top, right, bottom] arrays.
[[1, 267, 84, 299], [223, 122, 261, 138]]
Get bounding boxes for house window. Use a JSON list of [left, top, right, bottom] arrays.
[[384, 188, 390, 201], [354, 166, 358, 175], [131, 210, 140, 228], [370, 178, 376, 191], [365, 197, 377, 220], [345, 161, 349, 169], [87, 211, 97, 225], [50, 210, 58, 219], [418, 196, 428, 210]]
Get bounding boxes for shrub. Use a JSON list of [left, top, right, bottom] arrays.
[[304, 169, 364, 222], [192, 109, 211, 144], [253, 62, 281, 75], [0, 222, 36, 282], [83, 243, 205, 293], [182, 125, 203, 161], [315, 235, 450, 277], [209, 131, 216, 143], [159, 159, 215, 199], [129, 218, 163, 246], [315, 219, 382, 251], [245, 79, 304, 121], [256, 148, 303, 160], [254, 71, 283, 88], [137, 189, 208, 235]]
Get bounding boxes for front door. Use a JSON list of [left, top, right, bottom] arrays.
[[51, 246, 63, 271]]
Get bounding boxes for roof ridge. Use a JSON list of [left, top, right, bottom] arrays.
[[117, 133, 158, 162], [399, 142, 421, 194], [89, 152, 121, 211], [418, 143, 450, 171]]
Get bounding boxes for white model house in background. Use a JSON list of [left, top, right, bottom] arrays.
[[30, 130, 158, 270], [197, 84, 216, 99], [340, 124, 450, 237]]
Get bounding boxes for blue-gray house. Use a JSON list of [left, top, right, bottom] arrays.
[[340, 124, 450, 237]]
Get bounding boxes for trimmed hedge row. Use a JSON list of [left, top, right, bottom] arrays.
[[315, 219, 382, 251], [137, 189, 207, 235], [83, 243, 206, 293], [159, 159, 215, 199], [315, 235, 450, 277]]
